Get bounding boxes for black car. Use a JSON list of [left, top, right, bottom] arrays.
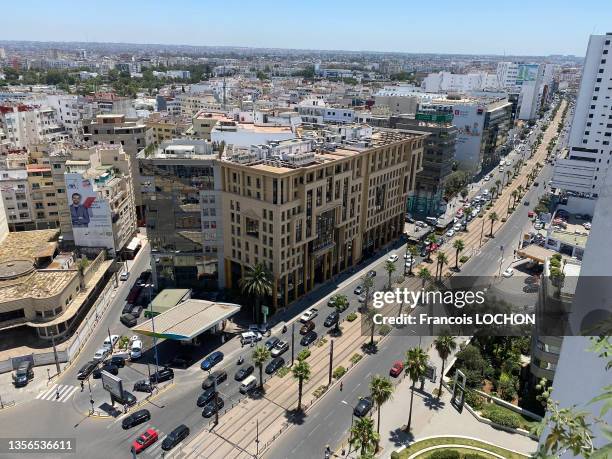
[[117, 391, 137, 407], [120, 313, 137, 327], [264, 337, 280, 351], [324, 311, 339, 327], [300, 331, 318, 346], [122, 303, 133, 314], [161, 424, 190, 451], [130, 305, 144, 318], [196, 387, 217, 407], [265, 357, 285, 375], [524, 200, 530, 206], [353, 397, 373, 417], [150, 367, 174, 383], [234, 365, 255, 381], [133, 379, 153, 393], [202, 370, 227, 390], [92, 363, 118, 379], [121, 409, 150, 429], [366, 270, 376, 278], [77, 361, 98, 380], [136, 271, 152, 288], [109, 356, 126, 368], [202, 398, 224, 418]]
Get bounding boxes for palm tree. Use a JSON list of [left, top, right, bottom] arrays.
[[349, 417, 379, 457], [291, 359, 311, 411], [495, 179, 502, 191], [425, 234, 438, 262], [370, 375, 394, 436], [252, 345, 271, 390], [361, 275, 374, 309], [407, 245, 419, 276], [404, 347, 428, 432], [488, 211, 498, 237], [511, 189, 518, 208], [384, 260, 396, 290], [435, 252, 448, 280], [506, 170, 512, 184], [333, 294, 348, 332], [434, 335, 457, 400], [240, 263, 273, 324], [490, 185, 497, 200], [417, 267, 431, 290], [463, 206, 472, 231], [453, 239, 465, 270]]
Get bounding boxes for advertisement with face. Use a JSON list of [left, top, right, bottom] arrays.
[[66, 172, 114, 250]]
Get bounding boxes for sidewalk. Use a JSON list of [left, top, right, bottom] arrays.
[[0, 362, 66, 409], [370, 339, 537, 458]]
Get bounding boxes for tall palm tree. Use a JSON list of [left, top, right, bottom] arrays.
[[495, 179, 502, 191], [488, 211, 498, 237], [434, 335, 457, 400], [384, 260, 396, 290], [361, 275, 374, 309], [240, 263, 273, 324], [506, 170, 512, 184], [435, 252, 448, 281], [511, 189, 518, 208], [349, 417, 379, 457], [453, 239, 465, 270], [404, 347, 428, 432], [425, 234, 438, 262], [252, 345, 271, 390], [417, 267, 431, 291], [408, 245, 419, 276], [291, 359, 311, 411], [369, 375, 394, 436], [490, 185, 497, 199]]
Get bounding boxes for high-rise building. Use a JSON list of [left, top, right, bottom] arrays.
[[551, 33, 612, 214]]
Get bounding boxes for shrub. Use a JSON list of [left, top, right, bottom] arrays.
[[428, 450, 460, 459], [463, 454, 489, 459], [481, 404, 521, 429], [317, 337, 328, 347], [379, 324, 391, 336], [347, 312, 358, 322], [501, 218, 507, 223], [459, 255, 470, 263], [277, 366, 290, 378], [297, 349, 311, 361], [333, 366, 347, 379], [312, 385, 327, 398], [350, 353, 363, 365], [465, 390, 486, 410]]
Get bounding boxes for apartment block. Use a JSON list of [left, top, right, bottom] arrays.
[[0, 104, 67, 148], [221, 130, 425, 311], [145, 113, 192, 144]]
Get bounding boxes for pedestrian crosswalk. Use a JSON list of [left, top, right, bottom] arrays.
[[35, 384, 79, 403]]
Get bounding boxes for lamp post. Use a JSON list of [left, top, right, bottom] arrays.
[[340, 400, 355, 455]]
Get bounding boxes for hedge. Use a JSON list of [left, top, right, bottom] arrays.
[[297, 349, 311, 361], [333, 366, 347, 379], [480, 404, 521, 429], [428, 450, 460, 459]]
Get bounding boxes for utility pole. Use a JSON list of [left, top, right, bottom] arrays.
[[213, 374, 219, 426], [50, 335, 60, 375], [328, 340, 334, 386], [479, 217, 486, 247], [291, 322, 295, 366], [256, 418, 260, 457]]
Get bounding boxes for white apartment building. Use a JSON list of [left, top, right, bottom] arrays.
[[45, 94, 95, 137], [421, 71, 500, 93], [297, 99, 356, 124], [0, 104, 67, 148], [551, 33, 612, 212]]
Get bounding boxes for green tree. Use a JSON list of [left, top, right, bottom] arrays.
[[370, 375, 394, 436], [418, 267, 432, 290], [460, 188, 469, 200], [435, 252, 448, 280], [384, 260, 396, 290], [453, 239, 465, 270], [488, 211, 499, 237], [349, 417, 379, 457], [240, 263, 273, 323], [291, 359, 311, 411], [252, 345, 271, 390], [425, 234, 438, 262], [332, 294, 349, 332], [404, 347, 428, 432], [361, 275, 374, 308], [434, 335, 457, 399], [407, 245, 419, 276]]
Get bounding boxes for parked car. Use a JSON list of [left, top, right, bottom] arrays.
[[161, 424, 190, 451], [150, 367, 174, 383], [77, 361, 98, 380], [353, 397, 373, 417], [265, 357, 286, 375], [528, 210, 535, 218], [234, 365, 255, 382], [132, 428, 158, 454], [524, 200, 530, 206], [130, 305, 144, 319], [202, 370, 227, 390], [453, 223, 462, 231], [12, 361, 34, 387], [366, 270, 377, 278], [121, 409, 151, 429], [201, 351, 224, 371], [389, 361, 404, 378], [130, 339, 143, 359], [445, 229, 455, 237], [300, 320, 316, 335], [502, 267, 515, 278], [240, 331, 262, 346], [202, 398, 224, 418], [93, 347, 110, 362], [122, 303, 133, 314], [92, 363, 118, 379], [300, 308, 318, 323], [300, 331, 318, 346], [324, 311, 339, 327], [103, 334, 119, 350], [353, 285, 363, 295], [133, 380, 153, 393], [196, 387, 217, 407], [271, 340, 289, 357], [116, 390, 137, 407], [119, 271, 130, 281], [264, 337, 280, 351], [387, 254, 399, 263], [120, 313, 137, 328]]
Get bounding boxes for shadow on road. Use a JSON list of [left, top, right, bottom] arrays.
[[284, 408, 306, 425], [423, 394, 445, 411]]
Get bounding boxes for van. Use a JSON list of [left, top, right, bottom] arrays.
[[12, 361, 34, 387], [240, 331, 261, 346], [425, 217, 438, 226], [130, 339, 143, 359], [239, 375, 257, 394]]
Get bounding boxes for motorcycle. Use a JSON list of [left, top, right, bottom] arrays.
[[237, 356, 244, 365], [282, 325, 288, 334]]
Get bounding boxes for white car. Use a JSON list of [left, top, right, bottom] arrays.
[[499, 166, 505, 172], [415, 221, 427, 228], [93, 347, 110, 361], [300, 308, 318, 323], [483, 175, 490, 182], [271, 340, 289, 357], [453, 223, 462, 231], [387, 254, 399, 263], [119, 271, 129, 281], [583, 222, 592, 230], [464, 202, 471, 209], [445, 229, 455, 237], [405, 259, 414, 268], [404, 253, 413, 260], [103, 334, 119, 350], [502, 267, 514, 278]]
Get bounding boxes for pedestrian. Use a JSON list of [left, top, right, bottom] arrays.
[[340, 381, 343, 391], [80, 381, 84, 392], [56, 387, 60, 399]]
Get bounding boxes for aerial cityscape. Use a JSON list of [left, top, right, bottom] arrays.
[[0, 2, 610, 459]]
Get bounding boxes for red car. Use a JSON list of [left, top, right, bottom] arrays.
[[132, 428, 158, 454], [389, 361, 404, 377], [527, 211, 535, 218]]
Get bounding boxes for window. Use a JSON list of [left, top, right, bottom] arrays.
[[245, 217, 259, 238]]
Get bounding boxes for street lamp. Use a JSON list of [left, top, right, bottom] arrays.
[[340, 400, 355, 456]]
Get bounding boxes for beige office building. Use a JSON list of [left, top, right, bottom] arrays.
[[220, 130, 425, 311]]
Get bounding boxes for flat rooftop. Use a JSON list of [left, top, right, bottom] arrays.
[[0, 229, 59, 264], [151, 289, 191, 310], [133, 299, 241, 341], [0, 270, 76, 304]]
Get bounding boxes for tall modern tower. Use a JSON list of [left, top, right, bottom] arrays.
[[551, 33, 612, 213]]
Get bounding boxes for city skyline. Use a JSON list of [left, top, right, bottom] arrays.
[[2, 0, 609, 56]]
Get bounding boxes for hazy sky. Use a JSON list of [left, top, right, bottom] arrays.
[[2, 1, 608, 56]]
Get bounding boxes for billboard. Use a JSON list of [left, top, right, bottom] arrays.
[[101, 370, 124, 400], [452, 104, 485, 172], [65, 173, 114, 251], [516, 64, 540, 84]]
